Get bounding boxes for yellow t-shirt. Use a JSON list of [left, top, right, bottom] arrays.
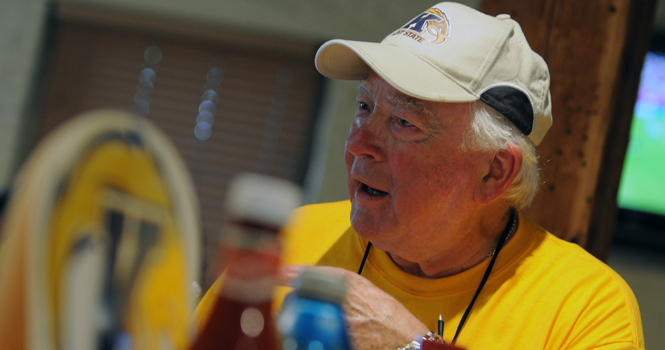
[[197, 201, 644, 350]]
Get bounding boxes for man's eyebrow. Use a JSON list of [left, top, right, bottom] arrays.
[[357, 80, 434, 121], [387, 94, 433, 120], [357, 80, 372, 94]]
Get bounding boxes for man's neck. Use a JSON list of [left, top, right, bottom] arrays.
[[387, 207, 515, 278]]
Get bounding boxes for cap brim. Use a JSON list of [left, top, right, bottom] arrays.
[[315, 39, 477, 102]]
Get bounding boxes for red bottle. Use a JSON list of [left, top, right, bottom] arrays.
[[190, 173, 302, 350]]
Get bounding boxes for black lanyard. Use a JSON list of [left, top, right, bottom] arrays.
[[357, 209, 516, 345]]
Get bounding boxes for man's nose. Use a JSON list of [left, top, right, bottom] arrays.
[[345, 115, 385, 162]]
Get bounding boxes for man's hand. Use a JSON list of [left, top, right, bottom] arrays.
[[279, 265, 429, 350]]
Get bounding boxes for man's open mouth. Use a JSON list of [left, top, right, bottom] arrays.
[[361, 183, 389, 196]]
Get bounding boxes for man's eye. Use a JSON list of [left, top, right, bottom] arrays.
[[359, 102, 370, 110], [398, 118, 413, 127]]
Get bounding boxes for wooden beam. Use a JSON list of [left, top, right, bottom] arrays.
[[479, 0, 657, 260], [586, 0, 658, 260]]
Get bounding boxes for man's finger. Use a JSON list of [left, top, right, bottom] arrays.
[[278, 264, 358, 287], [277, 264, 306, 287]]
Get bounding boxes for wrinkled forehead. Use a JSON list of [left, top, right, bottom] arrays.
[[357, 80, 432, 119], [357, 79, 472, 127]]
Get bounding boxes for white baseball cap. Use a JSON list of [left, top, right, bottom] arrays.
[[315, 2, 552, 146]]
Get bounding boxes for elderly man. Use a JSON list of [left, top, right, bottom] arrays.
[[197, 2, 643, 349]]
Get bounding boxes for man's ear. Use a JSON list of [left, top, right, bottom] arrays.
[[474, 143, 523, 205]]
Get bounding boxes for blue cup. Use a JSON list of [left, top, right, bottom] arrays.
[[278, 270, 352, 350]]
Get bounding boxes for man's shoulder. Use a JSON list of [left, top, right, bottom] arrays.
[[285, 200, 352, 237], [531, 221, 620, 276], [281, 200, 353, 266], [520, 217, 629, 286], [289, 200, 352, 227], [514, 216, 644, 349]]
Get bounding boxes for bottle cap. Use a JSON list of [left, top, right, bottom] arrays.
[[224, 173, 303, 228], [295, 269, 346, 305]]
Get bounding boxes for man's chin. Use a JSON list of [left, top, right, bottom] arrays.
[[365, 238, 394, 253], [354, 229, 419, 261], [351, 224, 397, 252], [350, 220, 383, 242]]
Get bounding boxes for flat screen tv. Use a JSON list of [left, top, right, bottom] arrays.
[[615, 37, 665, 248]]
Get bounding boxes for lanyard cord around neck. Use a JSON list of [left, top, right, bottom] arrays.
[[451, 208, 515, 344], [357, 241, 373, 274], [356, 208, 517, 345]]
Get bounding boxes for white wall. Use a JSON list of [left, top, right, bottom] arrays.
[[0, 0, 49, 189]]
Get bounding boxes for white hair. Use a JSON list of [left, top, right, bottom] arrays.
[[462, 101, 540, 210]]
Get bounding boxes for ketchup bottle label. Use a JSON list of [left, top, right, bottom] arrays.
[[222, 249, 280, 303]]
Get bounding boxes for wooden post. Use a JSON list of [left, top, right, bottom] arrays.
[[479, 0, 657, 260]]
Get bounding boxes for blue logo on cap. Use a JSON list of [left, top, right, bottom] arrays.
[[395, 8, 450, 45]]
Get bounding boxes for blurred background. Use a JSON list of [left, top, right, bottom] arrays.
[[1, 0, 664, 347]]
